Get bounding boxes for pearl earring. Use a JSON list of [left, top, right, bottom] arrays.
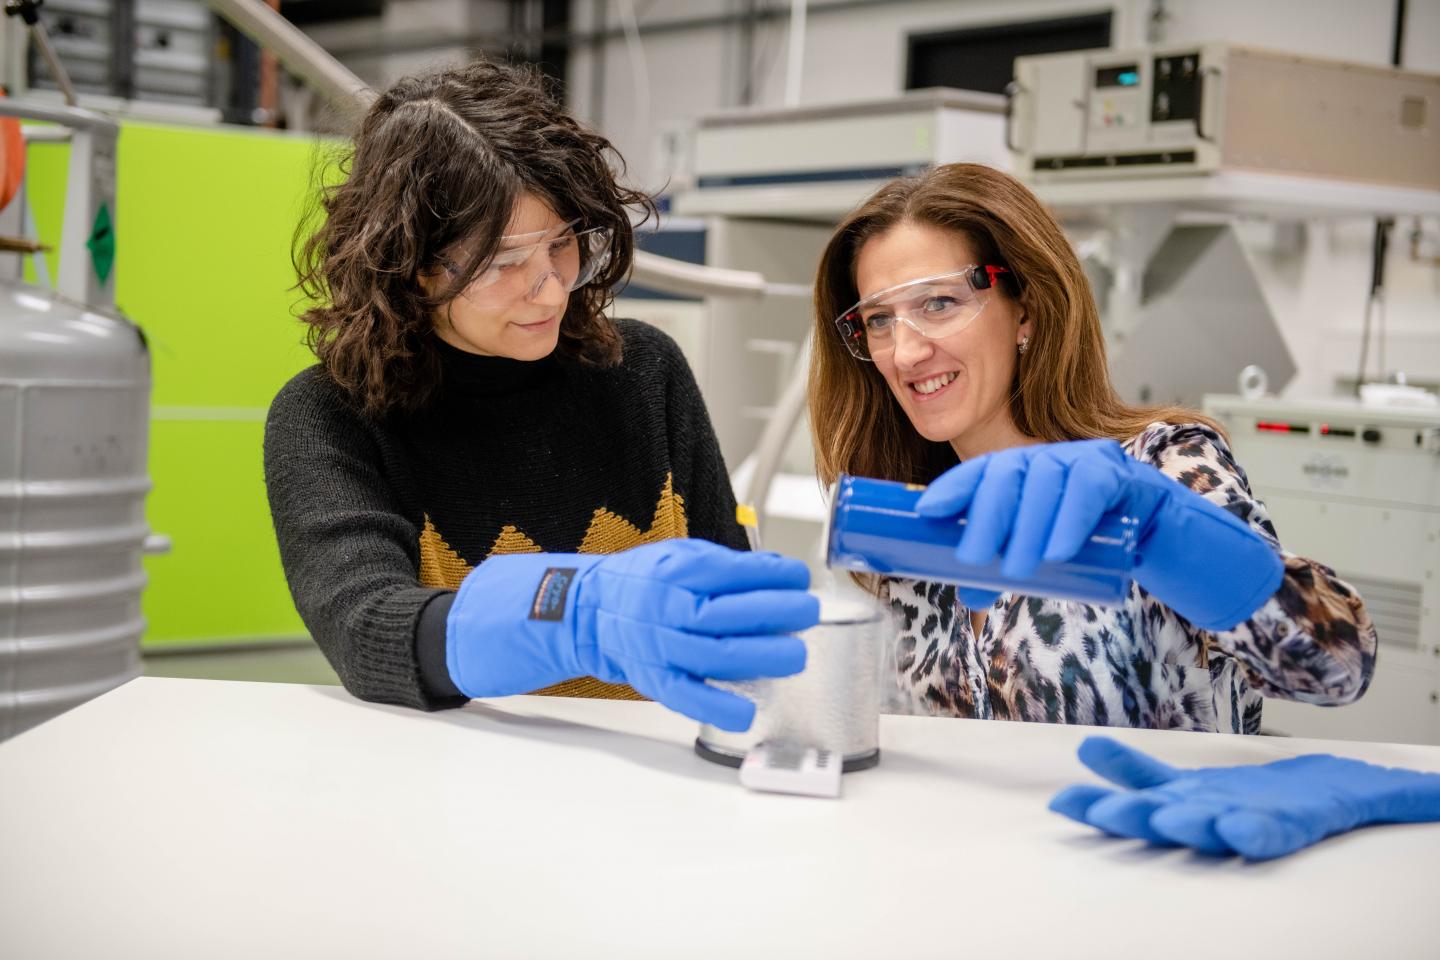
[[1018, 335, 1030, 355]]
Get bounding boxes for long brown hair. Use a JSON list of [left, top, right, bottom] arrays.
[[809, 163, 1219, 486], [294, 58, 654, 417]]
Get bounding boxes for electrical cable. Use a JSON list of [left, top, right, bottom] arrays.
[[1356, 0, 1406, 394], [1356, 219, 1392, 391], [614, 0, 650, 150], [783, 0, 806, 106]]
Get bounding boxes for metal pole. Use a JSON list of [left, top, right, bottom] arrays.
[[783, 0, 806, 107], [744, 333, 812, 532], [3, 1, 78, 104], [205, 0, 376, 125]]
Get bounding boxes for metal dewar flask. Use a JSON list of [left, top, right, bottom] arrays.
[[0, 284, 150, 739], [1, 95, 151, 740], [696, 591, 885, 772]]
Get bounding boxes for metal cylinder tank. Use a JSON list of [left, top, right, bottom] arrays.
[[0, 281, 150, 740]]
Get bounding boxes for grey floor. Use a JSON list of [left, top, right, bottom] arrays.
[[143, 642, 341, 686]]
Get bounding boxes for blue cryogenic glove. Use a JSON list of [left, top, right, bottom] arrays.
[[914, 439, 1283, 629], [446, 538, 819, 732], [1049, 736, 1440, 860]]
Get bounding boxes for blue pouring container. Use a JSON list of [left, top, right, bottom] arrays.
[[825, 474, 1140, 605]]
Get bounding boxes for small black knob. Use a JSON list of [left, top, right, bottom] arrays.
[[5, 2, 45, 28], [1362, 428, 1382, 444]]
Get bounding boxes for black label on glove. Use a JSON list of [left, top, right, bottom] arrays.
[[530, 567, 578, 621]]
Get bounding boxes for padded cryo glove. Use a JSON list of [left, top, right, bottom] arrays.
[[1049, 735, 1440, 860], [914, 439, 1283, 630], [446, 538, 819, 731]]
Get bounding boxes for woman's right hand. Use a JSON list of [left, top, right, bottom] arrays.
[[445, 539, 819, 731]]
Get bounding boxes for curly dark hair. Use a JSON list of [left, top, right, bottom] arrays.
[[293, 58, 655, 416]]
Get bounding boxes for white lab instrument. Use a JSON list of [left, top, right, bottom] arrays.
[[670, 65, 1440, 547], [1203, 394, 1440, 745], [1008, 44, 1440, 409], [1009, 44, 1439, 190], [681, 87, 1007, 223], [1102, 221, 1296, 407]]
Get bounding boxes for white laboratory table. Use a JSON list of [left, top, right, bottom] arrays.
[[3, 677, 1438, 959]]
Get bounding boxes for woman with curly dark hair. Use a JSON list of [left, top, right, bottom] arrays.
[[265, 59, 817, 731]]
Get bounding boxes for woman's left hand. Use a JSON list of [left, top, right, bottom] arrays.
[[915, 440, 1283, 630]]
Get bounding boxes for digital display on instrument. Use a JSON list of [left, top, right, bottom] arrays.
[[1096, 65, 1141, 88]]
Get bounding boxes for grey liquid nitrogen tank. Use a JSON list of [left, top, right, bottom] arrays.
[[1, 97, 151, 740], [0, 284, 150, 740]]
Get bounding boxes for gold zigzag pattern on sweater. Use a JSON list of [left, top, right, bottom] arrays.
[[418, 474, 688, 701]]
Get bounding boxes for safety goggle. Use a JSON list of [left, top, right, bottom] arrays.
[[443, 219, 614, 303], [834, 265, 1010, 362]]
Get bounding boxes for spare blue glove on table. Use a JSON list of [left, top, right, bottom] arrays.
[[914, 439, 1283, 629], [1050, 736, 1440, 860], [446, 538, 820, 733]]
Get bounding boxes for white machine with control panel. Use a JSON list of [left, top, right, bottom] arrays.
[[1009, 45, 1440, 412], [1203, 394, 1440, 745], [659, 64, 1440, 576], [1009, 43, 1440, 189], [682, 88, 1007, 223]]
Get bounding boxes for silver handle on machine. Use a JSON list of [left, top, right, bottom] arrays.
[[1003, 80, 1026, 154], [631, 250, 810, 300], [1194, 66, 1221, 143]]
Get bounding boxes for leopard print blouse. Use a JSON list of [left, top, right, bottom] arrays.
[[881, 422, 1378, 734]]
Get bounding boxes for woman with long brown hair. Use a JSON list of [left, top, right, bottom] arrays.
[[265, 58, 817, 732], [810, 163, 1375, 733]]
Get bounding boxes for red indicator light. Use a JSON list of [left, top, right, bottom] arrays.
[[1256, 421, 1312, 435]]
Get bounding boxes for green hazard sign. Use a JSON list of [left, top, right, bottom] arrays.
[[87, 203, 115, 285]]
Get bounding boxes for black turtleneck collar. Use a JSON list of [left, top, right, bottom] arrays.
[[433, 336, 562, 397]]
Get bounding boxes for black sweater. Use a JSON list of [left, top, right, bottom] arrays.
[[263, 319, 746, 711]]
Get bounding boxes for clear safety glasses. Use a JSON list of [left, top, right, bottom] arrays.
[[443, 219, 614, 304], [833, 265, 1011, 362]]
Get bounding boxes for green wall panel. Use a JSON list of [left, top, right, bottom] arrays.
[[116, 123, 319, 408], [23, 120, 340, 647], [145, 418, 304, 646], [20, 140, 66, 286]]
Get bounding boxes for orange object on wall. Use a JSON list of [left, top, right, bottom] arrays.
[[0, 89, 26, 213]]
